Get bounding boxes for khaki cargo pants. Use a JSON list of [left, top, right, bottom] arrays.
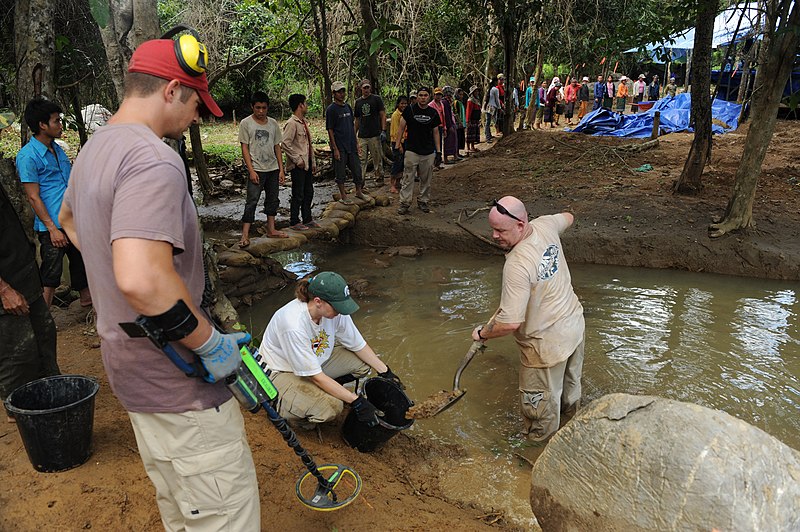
[[519, 339, 584, 442], [270, 346, 371, 425], [128, 397, 260, 532], [359, 136, 384, 181]]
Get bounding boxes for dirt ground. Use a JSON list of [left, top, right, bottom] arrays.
[[2, 120, 798, 531]]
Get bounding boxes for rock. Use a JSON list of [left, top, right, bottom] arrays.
[[385, 246, 421, 257], [372, 258, 391, 268], [373, 195, 391, 207], [219, 179, 235, 189], [348, 278, 369, 296], [529, 393, 800, 531]]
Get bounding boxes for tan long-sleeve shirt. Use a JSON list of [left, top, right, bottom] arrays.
[[281, 114, 315, 172]]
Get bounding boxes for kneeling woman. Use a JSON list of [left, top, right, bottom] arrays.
[[257, 271, 402, 428]]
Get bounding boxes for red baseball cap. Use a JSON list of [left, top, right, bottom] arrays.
[[128, 39, 223, 117]]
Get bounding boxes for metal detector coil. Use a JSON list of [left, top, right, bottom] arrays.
[[296, 464, 362, 511]]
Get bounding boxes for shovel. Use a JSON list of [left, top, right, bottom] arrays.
[[406, 340, 486, 419]]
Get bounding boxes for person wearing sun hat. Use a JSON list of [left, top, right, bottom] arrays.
[[257, 271, 404, 429], [60, 30, 262, 530]]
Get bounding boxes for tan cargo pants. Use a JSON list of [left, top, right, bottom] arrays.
[[359, 136, 384, 181], [519, 339, 584, 442], [270, 346, 371, 425], [128, 398, 260, 532]]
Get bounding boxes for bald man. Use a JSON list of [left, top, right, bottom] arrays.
[[472, 196, 585, 441]]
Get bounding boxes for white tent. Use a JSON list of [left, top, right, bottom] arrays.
[[624, 2, 763, 60]]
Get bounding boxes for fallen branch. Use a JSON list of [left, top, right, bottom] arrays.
[[615, 139, 660, 153], [455, 220, 502, 249], [456, 209, 504, 250], [512, 451, 535, 468]]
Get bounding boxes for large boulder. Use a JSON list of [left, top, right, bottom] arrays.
[[530, 393, 800, 532]]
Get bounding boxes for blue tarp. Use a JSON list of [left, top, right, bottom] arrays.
[[569, 93, 742, 138]]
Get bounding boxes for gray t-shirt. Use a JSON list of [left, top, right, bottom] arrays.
[[63, 124, 230, 413], [238, 115, 282, 172]]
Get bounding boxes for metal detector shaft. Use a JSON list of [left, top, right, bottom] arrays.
[[259, 399, 335, 496]]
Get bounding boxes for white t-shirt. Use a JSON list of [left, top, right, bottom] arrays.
[[238, 115, 282, 172], [257, 298, 367, 376]]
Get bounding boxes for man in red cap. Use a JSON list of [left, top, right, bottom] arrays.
[[59, 36, 261, 531]]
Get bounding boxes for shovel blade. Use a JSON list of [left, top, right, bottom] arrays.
[[406, 389, 466, 419]]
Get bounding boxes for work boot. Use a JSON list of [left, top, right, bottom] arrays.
[[397, 204, 411, 215], [417, 202, 430, 213]]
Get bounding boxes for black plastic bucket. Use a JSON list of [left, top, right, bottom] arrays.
[[342, 377, 414, 452], [4, 375, 100, 472]]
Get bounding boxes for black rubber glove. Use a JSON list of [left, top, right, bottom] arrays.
[[378, 365, 405, 390], [351, 396, 379, 427]]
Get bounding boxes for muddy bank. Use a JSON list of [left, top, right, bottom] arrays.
[[339, 123, 800, 281], [344, 200, 800, 280]]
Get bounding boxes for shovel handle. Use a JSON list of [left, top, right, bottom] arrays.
[[453, 340, 486, 390]]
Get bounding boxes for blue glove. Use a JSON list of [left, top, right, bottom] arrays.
[[194, 329, 251, 383], [380, 131, 387, 143]]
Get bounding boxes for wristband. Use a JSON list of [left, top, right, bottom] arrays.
[[477, 326, 486, 340], [143, 299, 199, 342]]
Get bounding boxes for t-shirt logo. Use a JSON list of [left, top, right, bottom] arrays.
[[537, 244, 560, 281], [361, 103, 372, 117], [414, 114, 432, 124], [311, 329, 330, 358]]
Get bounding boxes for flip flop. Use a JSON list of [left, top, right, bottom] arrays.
[[290, 223, 309, 231], [305, 221, 321, 228], [267, 232, 289, 239], [341, 198, 355, 205]]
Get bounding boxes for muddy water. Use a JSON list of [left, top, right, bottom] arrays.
[[242, 244, 800, 526]]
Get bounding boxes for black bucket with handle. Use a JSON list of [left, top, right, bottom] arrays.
[[5, 375, 100, 472], [342, 377, 413, 452]]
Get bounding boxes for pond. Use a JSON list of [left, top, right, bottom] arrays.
[[240, 244, 800, 525]]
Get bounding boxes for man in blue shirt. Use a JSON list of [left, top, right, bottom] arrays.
[[16, 98, 90, 308], [326, 81, 367, 204], [593, 75, 605, 110]]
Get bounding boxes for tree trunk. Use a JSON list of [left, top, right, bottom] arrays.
[[709, 0, 800, 237], [92, 0, 159, 105], [311, 0, 332, 108], [0, 159, 34, 242], [673, 0, 716, 195], [14, 0, 55, 145], [502, 28, 516, 135], [358, 0, 380, 91], [189, 123, 214, 199]]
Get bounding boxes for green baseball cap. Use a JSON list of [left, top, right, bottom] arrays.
[[308, 272, 359, 315]]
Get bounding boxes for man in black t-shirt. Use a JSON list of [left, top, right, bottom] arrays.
[[354, 79, 387, 187], [0, 179, 58, 420], [394, 86, 441, 215]]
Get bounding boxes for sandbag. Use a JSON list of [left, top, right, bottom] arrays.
[[530, 393, 800, 532], [324, 210, 356, 224], [217, 248, 260, 267], [248, 236, 301, 257]]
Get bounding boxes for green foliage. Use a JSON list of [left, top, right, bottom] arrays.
[[203, 144, 241, 167]]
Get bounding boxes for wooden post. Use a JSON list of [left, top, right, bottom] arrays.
[[651, 111, 661, 140]]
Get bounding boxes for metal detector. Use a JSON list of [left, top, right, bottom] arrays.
[[120, 319, 361, 511]]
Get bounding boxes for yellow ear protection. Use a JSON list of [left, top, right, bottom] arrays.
[[160, 25, 208, 77]]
